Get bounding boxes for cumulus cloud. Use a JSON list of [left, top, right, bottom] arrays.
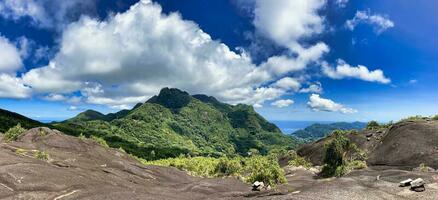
[[322, 60, 390, 84], [0, 0, 98, 30], [253, 0, 325, 48], [346, 10, 394, 34], [0, 35, 23, 73], [0, 74, 31, 98], [17, 0, 320, 108], [271, 99, 294, 108], [307, 94, 357, 114]]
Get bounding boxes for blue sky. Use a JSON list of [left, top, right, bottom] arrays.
[[0, 0, 436, 123]]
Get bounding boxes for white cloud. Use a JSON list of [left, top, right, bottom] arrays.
[[43, 93, 67, 101], [0, 35, 23, 74], [18, 0, 313, 108], [322, 59, 390, 84], [0, 73, 31, 98], [273, 77, 301, 92], [0, 0, 98, 30], [253, 0, 325, 48], [307, 94, 357, 114], [271, 99, 294, 108], [346, 10, 394, 34], [300, 82, 323, 93]]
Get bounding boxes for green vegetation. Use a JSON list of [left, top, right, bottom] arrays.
[[90, 135, 110, 148], [15, 148, 27, 156], [0, 109, 44, 133], [288, 155, 312, 169], [3, 124, 27, 142], [54, 88, 299, 161], [417, 163, 429, 172], [320, 130, 366, 177], [145, 155, 286, 186], [292, 122, 366, 142], [34, 150, 49, 160], [366, 121, 380, 130]]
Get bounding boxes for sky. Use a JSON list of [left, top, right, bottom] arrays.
[[0, 0, 437, 123]]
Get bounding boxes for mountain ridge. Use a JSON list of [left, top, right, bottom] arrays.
[[53, 87, 299, 160]]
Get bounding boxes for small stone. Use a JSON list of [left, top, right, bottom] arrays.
[[411, 178, 425, 188], [399, 178, 413, 187], [252, 181, 264, 191]]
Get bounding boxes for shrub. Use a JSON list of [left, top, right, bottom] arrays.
[[347, 160, 367, 170], [288, 156, 312, 169], [320, 130, 351, 177], [215, 157, 242, 176], [320, 130, 368, 177], [245, 156, 287, 186], [366, 121, 380, 130], [38, 128, 48, 136], [91, 136, 110, 148], [4, 124, 27, 142], [34, 150, 49, 160], [432, 115, 438, 120]]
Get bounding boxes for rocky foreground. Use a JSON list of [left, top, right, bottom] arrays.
[[1, 125, 438, 199]]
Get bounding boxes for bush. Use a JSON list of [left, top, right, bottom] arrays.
[[288, 156, 312, 169], [347, 160, 367, 170], [4, 124, 27, 142], [366, 121, 380, 130], [320, 130, 351, 177], [245, 156, 287, 186], [320, 130, 368, 177], [215, 157, 242, 176], [432, 115, 438, 120]]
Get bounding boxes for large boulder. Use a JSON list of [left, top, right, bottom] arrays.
[[367, 120, 438, 169]]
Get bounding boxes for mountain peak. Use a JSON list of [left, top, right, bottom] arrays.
[[147, 87, 192, 109]]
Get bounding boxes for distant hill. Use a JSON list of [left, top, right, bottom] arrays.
[[54, 88, 299, 160], [291, 122, 366, 142], [0, 108, 45, 133]]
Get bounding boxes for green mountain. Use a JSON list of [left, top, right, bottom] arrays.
[[54, 88, 299, 160], [0, 109, 45, 133], [292, 122, 366, 142]]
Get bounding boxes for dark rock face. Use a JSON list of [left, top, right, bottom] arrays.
[[0, 128, 250, 200], [367, 120, 438, 169]]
